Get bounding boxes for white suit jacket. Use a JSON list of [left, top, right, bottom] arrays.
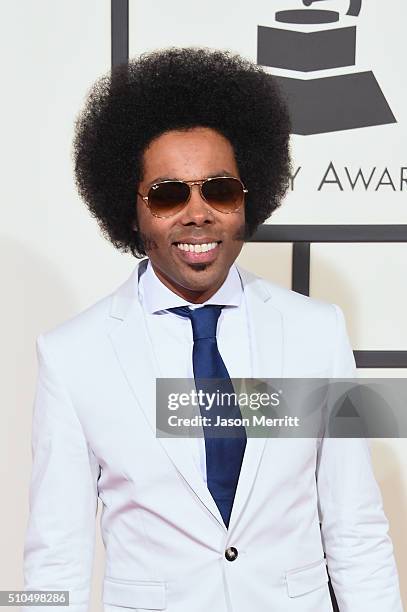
[[22, 259, 403, 612]]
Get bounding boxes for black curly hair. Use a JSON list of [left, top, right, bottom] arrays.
[[72, 47, 291, 258]]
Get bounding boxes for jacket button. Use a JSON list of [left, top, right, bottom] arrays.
[[225, 547, 238, 561]]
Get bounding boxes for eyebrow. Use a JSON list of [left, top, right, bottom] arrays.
[[146, 170, 236, 188]]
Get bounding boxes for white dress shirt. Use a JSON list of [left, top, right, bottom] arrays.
[[138, 259, 252, 482]]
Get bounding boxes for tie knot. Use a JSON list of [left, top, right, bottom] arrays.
[[168, 304, 224, 340]]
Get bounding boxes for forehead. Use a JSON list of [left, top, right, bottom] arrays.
[[141, 127, 239, 180]]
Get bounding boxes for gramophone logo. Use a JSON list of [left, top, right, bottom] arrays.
[[258, 0, 397, 135]]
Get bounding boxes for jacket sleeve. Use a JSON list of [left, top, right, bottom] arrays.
[[21, 333, 100, 612], [316, 304, 404, 612]]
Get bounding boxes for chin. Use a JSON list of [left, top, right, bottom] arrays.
[[179, 272, 216, 292]]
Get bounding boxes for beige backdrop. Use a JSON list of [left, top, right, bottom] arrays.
[[1, 1, 405, 610]]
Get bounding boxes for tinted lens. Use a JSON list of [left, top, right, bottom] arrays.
[[148, 181, 190, 216], [201, 177, 244, 212]]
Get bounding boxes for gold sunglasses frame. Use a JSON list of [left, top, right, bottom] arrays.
[[137, 175, 248, 219]]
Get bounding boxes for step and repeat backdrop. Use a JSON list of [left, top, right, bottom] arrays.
[[129, 0, 407, 358]]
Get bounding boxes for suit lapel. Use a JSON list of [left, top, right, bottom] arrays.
[[107, 261, 284, 532], [227, 266, 283, 532], [237, 265, 284, 379], [108, 260, 225, 528]]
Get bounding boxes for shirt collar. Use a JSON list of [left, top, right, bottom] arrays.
[[139, 259, 243, 314]]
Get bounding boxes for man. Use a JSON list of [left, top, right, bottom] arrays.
[[23, 47, 403, 611]]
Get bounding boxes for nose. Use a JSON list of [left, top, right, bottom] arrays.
[[178, 183, 215, 226]]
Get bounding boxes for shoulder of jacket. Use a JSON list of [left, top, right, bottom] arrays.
[[38, 291, 114, 352], [38, 263, 144, 351], [237, 264, 336, 318]]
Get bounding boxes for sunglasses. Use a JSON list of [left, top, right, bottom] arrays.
[[137, 176, 248, 218]]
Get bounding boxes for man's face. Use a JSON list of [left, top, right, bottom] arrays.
[[136, 127, 246, 303]]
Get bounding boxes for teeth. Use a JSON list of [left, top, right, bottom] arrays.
[[176, 242, 218, 253]]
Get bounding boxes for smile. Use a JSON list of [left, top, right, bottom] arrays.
[[176, 242, 219, 253], [172, 240, 222, 264]]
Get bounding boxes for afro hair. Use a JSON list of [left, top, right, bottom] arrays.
[[72, 46, 291, 257]]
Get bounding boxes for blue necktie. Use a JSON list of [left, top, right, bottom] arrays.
[[168, 305, 247, 527]]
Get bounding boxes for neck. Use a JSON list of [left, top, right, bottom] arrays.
[[150, 263, 229, 304]]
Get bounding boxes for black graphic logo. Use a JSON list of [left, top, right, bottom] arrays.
[[258, 0, 397, 135]]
